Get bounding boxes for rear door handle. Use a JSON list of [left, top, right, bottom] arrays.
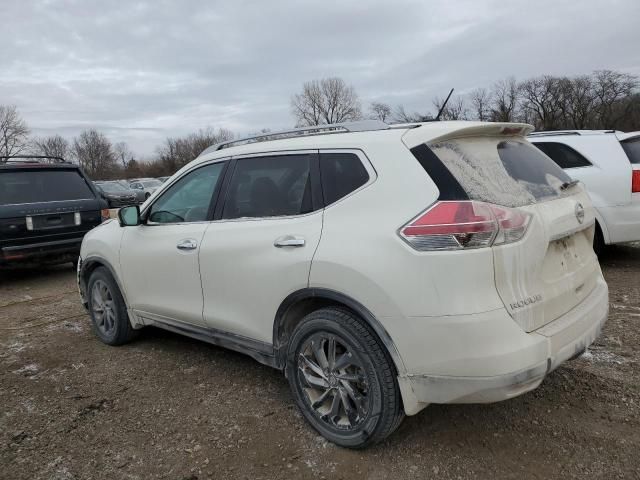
[[274, 235, 305, 248], [177, 239, 198, 251]]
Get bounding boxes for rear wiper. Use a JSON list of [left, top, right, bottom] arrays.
[[559, 179, 580, 191]]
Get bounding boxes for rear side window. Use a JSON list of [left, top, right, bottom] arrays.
[[0, 169, 94, 205], [222, 154, 313, 219], [533, 142, 592, 169], [426, 138, 572, 207], [320, 153, 369, 205], [621, 138, 640, 164]]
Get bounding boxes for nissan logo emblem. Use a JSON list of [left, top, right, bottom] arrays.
[[575, 202, 585, 224]]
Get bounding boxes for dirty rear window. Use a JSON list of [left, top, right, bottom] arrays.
[[428, 138, 572, 207]]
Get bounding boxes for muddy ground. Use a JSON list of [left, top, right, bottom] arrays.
[[1, 245, 639, 480]]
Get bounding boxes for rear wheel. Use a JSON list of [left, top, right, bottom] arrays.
[[286, 307, 404, 448], [594, 222, 605, 256], [87, 267, 137, 346]]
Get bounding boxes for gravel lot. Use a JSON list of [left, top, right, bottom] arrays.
[[1, 245, 639, 480]]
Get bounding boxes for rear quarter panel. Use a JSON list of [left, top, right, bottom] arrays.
[[309, 139, 505, 320]]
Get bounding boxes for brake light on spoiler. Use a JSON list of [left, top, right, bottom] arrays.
[[400, 201, 531, 251]]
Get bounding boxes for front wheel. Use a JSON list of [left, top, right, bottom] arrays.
[[286, 308, 404, 448], [87, 267, 137, 346]]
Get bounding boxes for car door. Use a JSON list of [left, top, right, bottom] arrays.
[[119, 161, 228, 327], [199, 151, 323, 343]]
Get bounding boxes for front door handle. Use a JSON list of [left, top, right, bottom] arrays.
[[274, 235, 305, 248], [177, 238, 198, 251]]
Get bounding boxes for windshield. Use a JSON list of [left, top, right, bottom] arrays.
[[98, 182, 128, 193], [0, 169, 95, 205], [142, 180, 162, 188], [428, 137, 572, 207]]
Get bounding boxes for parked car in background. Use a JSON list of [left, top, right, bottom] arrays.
[[128, 178, 163, 199], [157, 176, 170, 183], [114, 180, 146, 203], [94, 181, 139, 208], [529, 130, 640, 253], [1, 156, 107, 267], [78, 120, 608, 448]]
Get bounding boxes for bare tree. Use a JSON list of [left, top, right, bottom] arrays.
[[291, 77, 362, 126], [157, 127, 234, 174], [31, 135, 70, 159], [489, 77, 520, 122], [114, 141, 134, 169], [0, 105, 30, 160], [391, 105, 430, 123], [469, 88, 491, 121], [555, 75, 597, 129], [71, 129, 117, 179], [519, 76, 567, 130], [432, 95, 467, 120], [369, 102, 392, 122], [592, 70, 638, 128]]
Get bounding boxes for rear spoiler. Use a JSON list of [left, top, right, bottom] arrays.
[[616, 131, 640, 142], [401, 122, 534, 149]]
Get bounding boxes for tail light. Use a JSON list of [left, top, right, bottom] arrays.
[[101, 209, 110, 222], [400, 201, 531, 251], [632, 170, 640, 193]]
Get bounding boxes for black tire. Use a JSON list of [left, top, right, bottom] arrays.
[[285, 307, 404, 448], [145, 192, 151, 200], [594, 222, 605, 257], [87, 267, 137, 346]]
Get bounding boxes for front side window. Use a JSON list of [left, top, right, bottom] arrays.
[[148, 162, 225, 223], [533, 142, 592, 169], [222, 154, 313, 219], [320, 152, 369, 205]]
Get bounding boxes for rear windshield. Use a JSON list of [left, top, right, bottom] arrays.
[[428, 138, 572, 207], [621, 138, 640, 164], [0, 169, 95, 205]]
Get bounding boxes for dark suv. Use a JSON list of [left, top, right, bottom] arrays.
[[0, 156, 107, 267]]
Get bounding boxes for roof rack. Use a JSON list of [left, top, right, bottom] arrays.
[[0, 155, 70, 164], [528, 129, 618, 137], [200, 120, 391, 156], [528, 131, 582, 137]]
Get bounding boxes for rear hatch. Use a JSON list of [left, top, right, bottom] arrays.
[[0, 167, 104, 256], [424, 132, 601, 332]]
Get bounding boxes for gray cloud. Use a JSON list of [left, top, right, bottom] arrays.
[[1, 0, 638, 156]]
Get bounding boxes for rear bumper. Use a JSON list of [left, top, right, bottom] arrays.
[[396, 276, 609, 415], [598, 202, 640, 244], [0, 237, 84, 265]]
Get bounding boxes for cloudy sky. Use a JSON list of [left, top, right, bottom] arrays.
[[2, 0, 639, 157]]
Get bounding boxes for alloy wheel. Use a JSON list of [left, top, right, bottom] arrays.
[[297, 333, 370, 430], [91, 279, 117, 335]]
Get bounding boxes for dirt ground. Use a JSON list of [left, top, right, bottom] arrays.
[[1, 245, 639, 480]]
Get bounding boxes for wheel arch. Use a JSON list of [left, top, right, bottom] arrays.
[[272, 288, 407, 375], [79, 255, 129, 308]]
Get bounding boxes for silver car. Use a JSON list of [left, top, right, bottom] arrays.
[[128, 178, 163, 200]]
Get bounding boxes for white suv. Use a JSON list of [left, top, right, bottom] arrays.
[[528, 130, 640, 252], [78, 121, 609, 448]]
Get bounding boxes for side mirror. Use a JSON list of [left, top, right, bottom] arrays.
[[118, 205, 141, 227]]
